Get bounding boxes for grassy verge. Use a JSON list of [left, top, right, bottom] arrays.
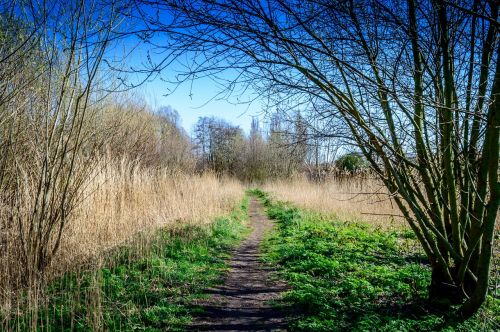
[[6, 197, 250, 331], [252, 189, 499, 332]]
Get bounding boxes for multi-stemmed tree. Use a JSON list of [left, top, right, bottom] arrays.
[[135, 0, 499, 316], [0, 0, 120, 287]]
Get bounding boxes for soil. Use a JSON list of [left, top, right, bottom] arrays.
[[190, 198, 288, 331]]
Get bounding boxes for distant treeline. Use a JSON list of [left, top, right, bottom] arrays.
[[93, 101, 371, 182], [191, 115, 370, 182]]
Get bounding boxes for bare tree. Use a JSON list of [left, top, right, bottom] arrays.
[[135, 0, 499, 316], [240, 117, 266, 181], [193, 116, 244, 175], [156, 107, 195, 172], [0, 0, 120, 287]]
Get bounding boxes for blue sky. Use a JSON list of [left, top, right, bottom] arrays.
[[137, 74, 262, 135], [112, 7, 265, 136]]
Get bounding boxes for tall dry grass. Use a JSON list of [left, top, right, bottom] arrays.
[[263, 176, 407, 229], [55, 158, 243, 272], [0, 157, 243, 320]]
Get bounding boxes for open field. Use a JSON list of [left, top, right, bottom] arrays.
[[2, 177, 499, 331], [3, 171, 499, 331]]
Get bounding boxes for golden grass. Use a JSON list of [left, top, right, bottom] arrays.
[[263, 176, 408, 230], [55, 158, 244, 273]]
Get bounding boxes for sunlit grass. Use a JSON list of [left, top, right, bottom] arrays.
[[255, 190, 499, 331]]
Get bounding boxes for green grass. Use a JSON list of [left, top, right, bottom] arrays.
[[253, 189, 499, 332], [8, 197, 250, 331]]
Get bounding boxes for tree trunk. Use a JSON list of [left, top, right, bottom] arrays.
[[428, 266, 464, 307]]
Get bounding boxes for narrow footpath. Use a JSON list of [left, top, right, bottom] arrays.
[[190, 198, 288, 331]]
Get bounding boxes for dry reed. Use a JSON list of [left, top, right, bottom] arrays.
[[0, 157, 243, 318], [56, 158, 243, 271], [263, 176, 408, 230]]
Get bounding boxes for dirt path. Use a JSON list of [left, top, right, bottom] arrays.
[[190, 198, 288, 331]]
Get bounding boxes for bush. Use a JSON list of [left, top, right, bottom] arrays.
[[335, 153, 369, 172]]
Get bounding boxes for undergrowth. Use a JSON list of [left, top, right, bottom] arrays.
[[4, 197, 249, 331], [252, 189, 499, 332]]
